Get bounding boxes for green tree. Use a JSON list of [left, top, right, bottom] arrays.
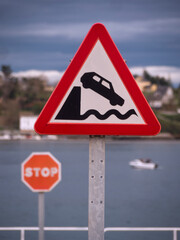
[[2, 99, 20, 129], [1, 65, 12, 79], [19, 77, 50, 114], [174, 85, 180, 107], [2, 77, 20, 99], [143, 70, 171, 86]]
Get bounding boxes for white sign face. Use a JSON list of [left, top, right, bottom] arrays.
[[50, 40, 145, 125]]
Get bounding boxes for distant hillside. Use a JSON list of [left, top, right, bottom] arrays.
[[0, 65, 180, 137]]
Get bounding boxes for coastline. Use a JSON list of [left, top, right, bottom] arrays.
[[0, 130, 177, 141]]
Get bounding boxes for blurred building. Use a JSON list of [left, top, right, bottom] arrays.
[[148, 86, 174, 108], [135, 76, 157, 92], [19, 115, 38, 133]]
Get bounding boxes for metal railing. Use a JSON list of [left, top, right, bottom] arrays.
[[0, 226, 179, 240]]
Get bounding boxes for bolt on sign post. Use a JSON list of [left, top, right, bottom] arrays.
[[21, 152, 61, 240], [34, 23, 161, 240]]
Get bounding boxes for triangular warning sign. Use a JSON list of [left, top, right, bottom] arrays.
[[34, 23, 161, 136]]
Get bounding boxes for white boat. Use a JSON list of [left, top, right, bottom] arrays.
[[0, 134, 11, 140], [129, 158, 158, 170]]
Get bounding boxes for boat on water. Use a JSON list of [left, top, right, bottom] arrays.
[[129, 158, 158, 170]]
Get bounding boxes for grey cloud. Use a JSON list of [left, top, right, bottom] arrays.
[[1, 18, 180, 41]]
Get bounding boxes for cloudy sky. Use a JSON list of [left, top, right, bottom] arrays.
[[0, 0, 180, 85]]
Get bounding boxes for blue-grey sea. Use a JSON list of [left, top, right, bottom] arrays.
[[0, 138, 180, 240]]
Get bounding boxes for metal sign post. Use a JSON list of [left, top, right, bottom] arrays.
[[38, 192, 45, 240], [88, 135, 105, 240]]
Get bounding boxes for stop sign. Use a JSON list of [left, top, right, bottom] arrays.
[[21, 152, 61, 192]]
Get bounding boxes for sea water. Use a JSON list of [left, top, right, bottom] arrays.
[[0, 139, 180, 240]]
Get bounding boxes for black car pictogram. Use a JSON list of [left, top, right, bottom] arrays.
[[80, 72, 124, 106]]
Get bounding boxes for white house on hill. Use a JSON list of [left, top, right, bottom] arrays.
[[149, 86, 174, 108]]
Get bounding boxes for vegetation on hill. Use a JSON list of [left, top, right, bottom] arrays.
[[155, 112, 180, 138], [0, 65, 51, 130]]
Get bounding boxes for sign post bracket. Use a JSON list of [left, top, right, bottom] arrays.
[[88, 135, 105, 240]]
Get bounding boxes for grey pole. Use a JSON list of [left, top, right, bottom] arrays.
[[38, 192, 45, 240], [88, 135, 105, 240]]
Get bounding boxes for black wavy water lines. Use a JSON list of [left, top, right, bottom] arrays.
[[78, 109, 137, 120]]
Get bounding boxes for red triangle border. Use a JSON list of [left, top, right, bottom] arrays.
[[34, 23, 161, 136]]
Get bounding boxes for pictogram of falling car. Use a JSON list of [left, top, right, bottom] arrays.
[[80, 72, 124, 106]]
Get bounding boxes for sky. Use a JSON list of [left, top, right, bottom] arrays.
[[0, 0, 180, 85]]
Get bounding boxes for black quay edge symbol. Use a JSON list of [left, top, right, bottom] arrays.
[[55, 72, 137, 120]]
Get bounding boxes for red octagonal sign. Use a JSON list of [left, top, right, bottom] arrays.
[[21, 152, 61, 192]]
